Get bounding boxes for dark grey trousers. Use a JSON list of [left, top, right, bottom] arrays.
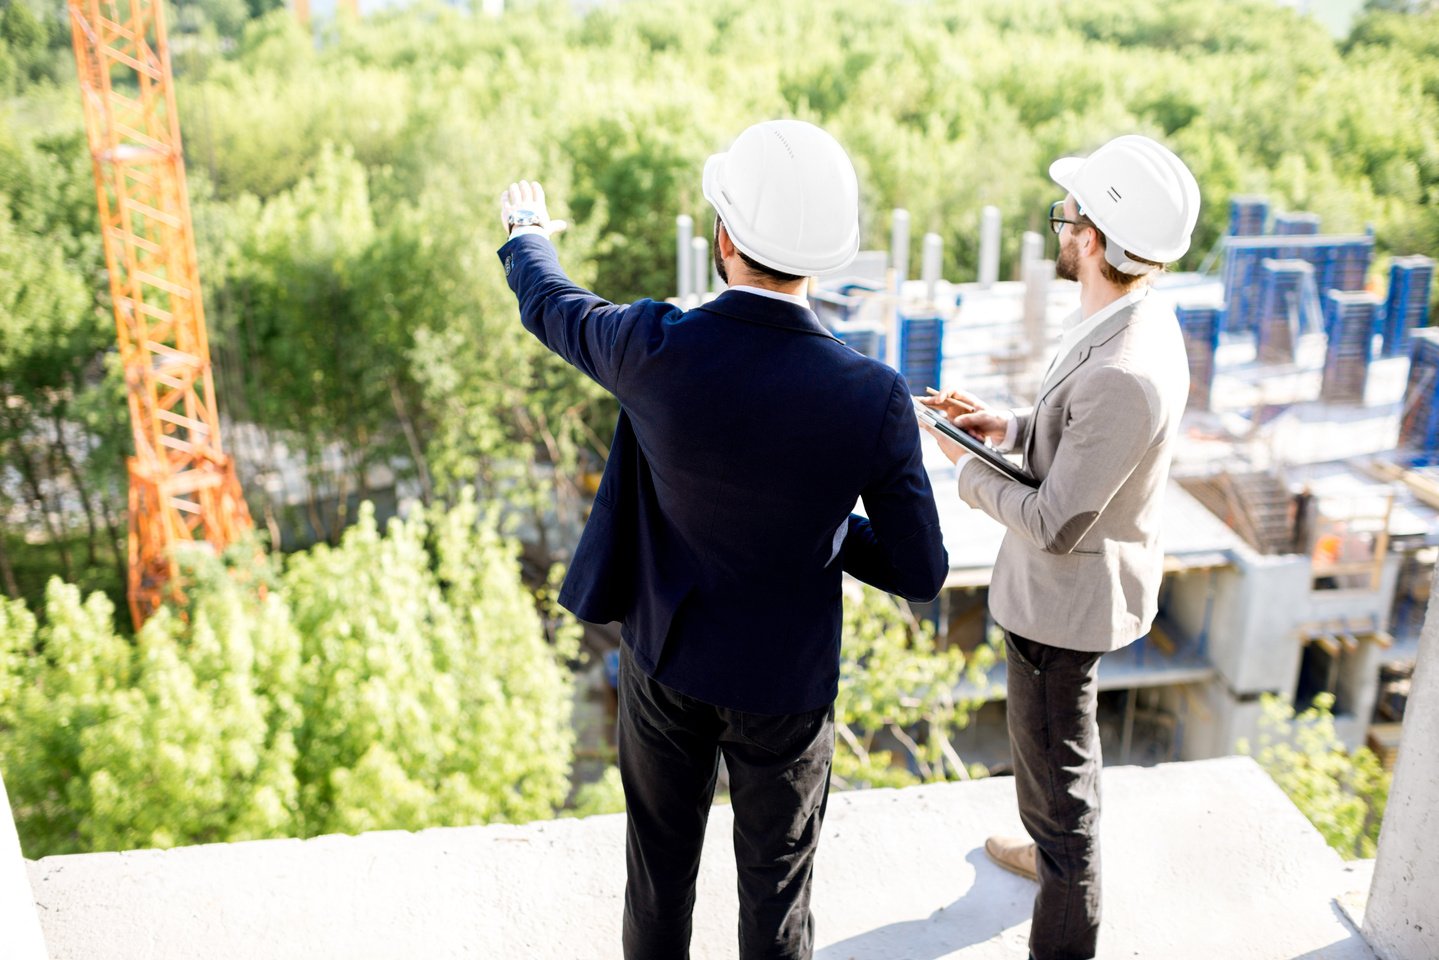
[[1005, 630, 1104, 960], [616, 643, 834, 960]]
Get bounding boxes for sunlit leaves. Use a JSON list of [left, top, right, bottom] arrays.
[[0, 496, 574, 856], [1241, 692, 1391, 860]]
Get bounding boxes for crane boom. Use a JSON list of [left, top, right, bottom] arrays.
[[68, 0, 251, 627]]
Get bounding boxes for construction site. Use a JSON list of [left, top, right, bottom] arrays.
[[11, 0, 1427, 778], [7, 0, 1439, 957], [660, 200, 1439, 774]]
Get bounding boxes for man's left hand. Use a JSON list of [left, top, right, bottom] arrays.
[[499, 180, 569, 239], [917, 417, 974, 469]]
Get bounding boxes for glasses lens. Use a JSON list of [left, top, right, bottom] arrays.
[[1048, 200, 1064, 235]]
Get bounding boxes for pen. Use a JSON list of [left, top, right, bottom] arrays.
[[922, 386, 979, 415]]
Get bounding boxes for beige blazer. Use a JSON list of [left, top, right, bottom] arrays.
[[957, 295, 1189, 652]]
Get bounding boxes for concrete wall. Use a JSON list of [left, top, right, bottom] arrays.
[[1172, 678, 1266, 761], [1363, 566, 1439, 959], [27, 759, 1374, 960], [1, 769, 49, 959], [1304, 554, 1401, 632], [1333, 639, 1388, 751], [1172, 550, 1311, 696], [1166, 549, 1402, 758]]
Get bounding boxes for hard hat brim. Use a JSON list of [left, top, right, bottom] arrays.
[[1048, 156, 1084, 190]]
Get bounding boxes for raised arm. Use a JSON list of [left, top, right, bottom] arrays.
[[497, 180, 649, 394]]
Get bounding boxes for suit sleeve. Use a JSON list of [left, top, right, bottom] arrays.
[[498, 233, 656, 395], [841, 375, 949, 602], [1008, 406, 1034, 452], [957, 365, 1157, 554]]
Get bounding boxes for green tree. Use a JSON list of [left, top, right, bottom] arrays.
[[10, 0, 1439, 621], [1241, 692, 1391, 859], [833, 583, 995, 790], [0, 494, 576, 856]]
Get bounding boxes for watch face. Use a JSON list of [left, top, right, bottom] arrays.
[[510, 208, 541, 226]]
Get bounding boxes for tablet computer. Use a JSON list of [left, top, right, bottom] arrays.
[[913, 399, 1040, 488]]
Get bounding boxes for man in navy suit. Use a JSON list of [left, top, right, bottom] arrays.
[[498, 120, 947, 960]]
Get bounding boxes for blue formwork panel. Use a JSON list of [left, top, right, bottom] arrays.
[[1228, 196, 1269, 237], [1222, 235, 1373, 334], [810, 288, 865, 326], [1274, 212, 1321, 236], [1256, 259, 1313, 365], [832, 320, 884, 360], [899, 314, 943, 395], [1176, 304, 1222, 412], [1321, 291, 1382, 404], [1400, 329, 1439, 464], [1383, 255, 1436, 359]]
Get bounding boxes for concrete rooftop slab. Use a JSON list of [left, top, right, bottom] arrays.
[[27, 757, 1372, 960]]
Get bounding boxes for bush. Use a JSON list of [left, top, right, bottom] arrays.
[[833, 582, 995, 789], [1241, 692, 1390, 859], [0, 494, 575, 856]]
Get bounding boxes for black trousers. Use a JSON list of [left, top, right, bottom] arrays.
[[616, 643, 834, 960], [1005, 630, 1104, 960]]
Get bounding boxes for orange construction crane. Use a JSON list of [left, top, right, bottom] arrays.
[[68, 0, 252, 627]]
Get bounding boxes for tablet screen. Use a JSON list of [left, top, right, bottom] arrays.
[[913, 400, 1040, 489]]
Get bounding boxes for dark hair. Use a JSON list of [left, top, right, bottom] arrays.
[[716, 217, 805, 284], [737, 249, 804, 285], [1075, 216, 1165, 289]]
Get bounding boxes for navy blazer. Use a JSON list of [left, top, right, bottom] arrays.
[[500, 234, 947, 714]]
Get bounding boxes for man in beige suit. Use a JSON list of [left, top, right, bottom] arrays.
[[920, 135, 1200, 960]]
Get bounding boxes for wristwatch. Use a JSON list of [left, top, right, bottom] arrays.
[[507, 208, 544, 235]]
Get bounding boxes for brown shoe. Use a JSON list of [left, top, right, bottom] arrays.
[[984, 835, 1038, 882]]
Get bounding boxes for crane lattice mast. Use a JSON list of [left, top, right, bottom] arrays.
[[68, 0, 251, 627]]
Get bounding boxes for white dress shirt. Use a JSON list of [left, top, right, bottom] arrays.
[[955, 286, 1150, 477], [994, 285, 1150, 452], [730, 284, 813, 310]]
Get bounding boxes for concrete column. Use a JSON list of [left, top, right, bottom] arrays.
[[890, 209, 910, 293], [1020, 230, 1043, 275], [1021, 257, 1053, 393], [889, 209, 910, 369], [978, 205, 1001, 287], [1363, 565, 1439, 959], [676, 215, 693, 304], [921, 232, 942, 305], [1, 770, 49, 959], [690, 236, 709, 301]]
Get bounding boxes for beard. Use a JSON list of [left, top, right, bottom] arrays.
[[1055, 234, 1080, 281], [712, 217, 728, 285]]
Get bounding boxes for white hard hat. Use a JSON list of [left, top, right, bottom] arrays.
[[702, 120, 860, 277], [1049, 134, 1201, 275]]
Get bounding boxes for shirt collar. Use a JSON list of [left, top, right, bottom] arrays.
[[729, 284, 812, 309], [1063, 285, 1150, 334]]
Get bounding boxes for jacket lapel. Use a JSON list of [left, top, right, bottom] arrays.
[[1022, 299, 1147, 458]]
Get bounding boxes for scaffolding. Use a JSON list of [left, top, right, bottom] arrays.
[[1320, 290, 1382, 405], [1176, 303, 1222, 412], [1228, 196, 1270, 237], [898, 314, 944, 396], [1273, 211, 1321, 237], [1221, 233, 1373, 334], [1255, 259, 1316, 365], [1382, 255, 1435, 359], [1400, 328, 1439, 465]]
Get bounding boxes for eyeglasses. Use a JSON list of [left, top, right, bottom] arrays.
[[1048, 200, 1083, 236]]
